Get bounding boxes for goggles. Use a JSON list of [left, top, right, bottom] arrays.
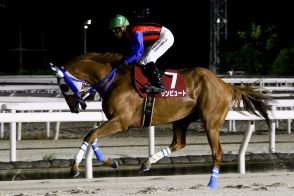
[[112, 27, 123, 33]]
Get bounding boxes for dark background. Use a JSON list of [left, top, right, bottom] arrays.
[[0, 0, 293, 73]]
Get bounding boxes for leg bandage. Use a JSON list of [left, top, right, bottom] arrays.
[[91, 141, 105, 162], [149, 147, 171, 164], [207, 167, 219, 189], [74, 141, 88, 164]]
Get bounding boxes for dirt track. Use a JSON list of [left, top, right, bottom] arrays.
[[1, 172, 294, 196]]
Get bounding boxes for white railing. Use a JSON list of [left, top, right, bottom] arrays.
[[1, 75, 294, 85], [1, 76, 293, 91], [229, 99, 294, 133], [0, 75, 57, 84], [0, 101, 106, 161], [0, 85, 60, 91], [0, 102, 102, 140], [0, 96, 64, 103], [222, 78, 294, 86], [226, 109, 294, 174], [1, 100, 294, 177], [222, 78, 294, 97]]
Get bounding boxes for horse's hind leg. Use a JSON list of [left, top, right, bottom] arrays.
[[205, 126, 223, 189], [140, 116, 193, 172], [201, 110, 228, 189]]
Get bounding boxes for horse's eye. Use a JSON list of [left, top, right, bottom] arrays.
[[60, 84, 69, 92]]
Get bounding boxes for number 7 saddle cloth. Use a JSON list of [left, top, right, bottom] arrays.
[[133, 64, 187, 98]]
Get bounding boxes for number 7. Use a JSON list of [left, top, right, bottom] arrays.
[[164, 72, 177, 89]]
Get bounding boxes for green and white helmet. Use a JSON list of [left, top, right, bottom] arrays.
[[109, 14, 129, 29]]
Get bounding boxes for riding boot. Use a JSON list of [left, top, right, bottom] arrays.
[[142, 62, 165, 93]]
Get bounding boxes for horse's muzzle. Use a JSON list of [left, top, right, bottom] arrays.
[[70, 105, 80, 113], [79, 100, 87, 110]]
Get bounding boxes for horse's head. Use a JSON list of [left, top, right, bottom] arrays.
[[51, 63, 90, 113], [51, 52, 122, 113]]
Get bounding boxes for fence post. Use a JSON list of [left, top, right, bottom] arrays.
[[148, 126, 155, 156], [17, 110, 23, 141], [46, 110, 52, 138], [269, 106, 276, 153], [238, 120, 255, 174], [85, 145, 94, 179], [287, 119, 292, 134], [10, 109, 17, 161], [0, 110, 4, 138]]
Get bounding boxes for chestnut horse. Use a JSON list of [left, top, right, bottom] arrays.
[[51, 52, 273, 189]]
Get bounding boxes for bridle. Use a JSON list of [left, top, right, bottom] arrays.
[[50, 63, 117, 110]]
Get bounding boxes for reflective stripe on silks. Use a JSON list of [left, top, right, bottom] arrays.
[[207, 167, 219, 189], [74, 142, 88, 164], [149, 147, 171, 164], [91, 141, 105, 162]]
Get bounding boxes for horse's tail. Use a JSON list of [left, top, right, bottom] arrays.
[[231, 85, 274, 128]]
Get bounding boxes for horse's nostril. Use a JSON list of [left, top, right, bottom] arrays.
[[71, 107, 79, 114], [80, 102, 87, 110]]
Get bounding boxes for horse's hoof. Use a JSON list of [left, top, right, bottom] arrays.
[[140, 161, 151, 173], [71, 161, 80, 177], [109, 159, 118, 169], [71, 169, 80, 177]]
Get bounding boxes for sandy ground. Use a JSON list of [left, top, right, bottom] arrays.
[[1, 172, 294, 196]]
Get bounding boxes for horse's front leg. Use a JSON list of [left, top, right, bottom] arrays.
[[71, 117, 126, 177]]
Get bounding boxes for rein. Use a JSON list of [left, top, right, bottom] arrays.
[[82, 68, 117, 99], [50, 63, 117, 108]]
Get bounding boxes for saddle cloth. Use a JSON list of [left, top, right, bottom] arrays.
[[134, 64, 187, 98]]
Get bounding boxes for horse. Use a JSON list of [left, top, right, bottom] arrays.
[[50, 52, 273, 189]]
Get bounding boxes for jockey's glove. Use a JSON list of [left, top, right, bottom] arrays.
[[112, 59, 125, 68], [119, 60, 128, 70], [112, 59, 128, 72]]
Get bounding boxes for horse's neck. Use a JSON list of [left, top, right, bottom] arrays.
[[114, 70, 131, 84], [91, 65, 131, 89]]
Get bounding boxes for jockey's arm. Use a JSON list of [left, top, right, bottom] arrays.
[[123, 32, 144, 64]]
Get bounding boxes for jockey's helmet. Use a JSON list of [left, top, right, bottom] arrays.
[[109, 14, 129, 29]]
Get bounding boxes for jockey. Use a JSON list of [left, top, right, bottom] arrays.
[[109, 14, 174, 93]]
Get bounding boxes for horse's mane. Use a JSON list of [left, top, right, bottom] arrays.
[[69, 52, 123, 64]]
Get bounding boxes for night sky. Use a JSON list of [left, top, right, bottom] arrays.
[[0, 0, 293, 73]]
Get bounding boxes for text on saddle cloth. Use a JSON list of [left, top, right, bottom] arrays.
[[134, 65, 187, 98]]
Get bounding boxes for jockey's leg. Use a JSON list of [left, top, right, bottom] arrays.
[[141, 62, 165, 93], [149, 63, 165, 92], [139, 27, 174, 94]]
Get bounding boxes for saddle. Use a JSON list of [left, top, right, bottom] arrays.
[[133, 64, 187, 98]]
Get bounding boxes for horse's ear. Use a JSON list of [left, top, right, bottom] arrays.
[[50, 62, 64, 78], [114, 53, 123, 61]]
